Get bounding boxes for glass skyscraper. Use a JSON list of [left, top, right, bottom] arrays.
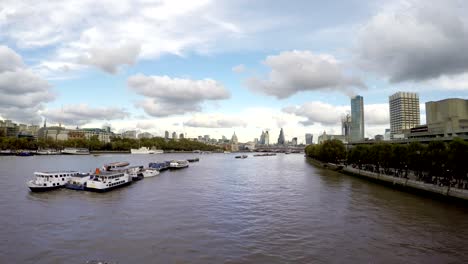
[[350, 95, 364, 142]]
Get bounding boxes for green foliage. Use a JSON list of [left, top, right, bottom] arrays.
[[305, 139, 345, 163]]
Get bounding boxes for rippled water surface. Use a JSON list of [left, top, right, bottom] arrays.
[[1, 153, 468, 263]]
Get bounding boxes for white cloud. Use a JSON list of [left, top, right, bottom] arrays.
[[42, 104, 129, 126], [246, 50, 366, 99], [0, 45, 54, 123], [128, 74, 230, 117], [78, 42, 140, 74], [184, 114, 247, 128], [232, 64, 246, 73], [356, 0, 468, 82]]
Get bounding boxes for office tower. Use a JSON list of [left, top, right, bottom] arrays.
[[305, 133, 313, 145], [164, 130, 169, 139], [389, 92, 420, 137], [350, 95, 364, 141], [291, 137, 298, 146], [172, 131, 178, 140], [277, 128, 285, 145], [179, 133, 184, 139], [264, 131, 270, 145]]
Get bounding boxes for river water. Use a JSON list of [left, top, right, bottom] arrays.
[[0, 153, 467, 263]]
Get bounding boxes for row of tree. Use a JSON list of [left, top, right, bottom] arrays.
[[0, 136, 221, 152], [305, 139, 468, 186]]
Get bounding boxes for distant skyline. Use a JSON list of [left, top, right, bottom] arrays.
[[1, 0, 468, 143]]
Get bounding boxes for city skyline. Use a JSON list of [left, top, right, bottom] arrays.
[[1, 0, 467, 143]]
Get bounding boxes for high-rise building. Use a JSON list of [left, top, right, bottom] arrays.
[[164, 130, 169, 139], [389, 92, 420, 137], [179, 133, 184, 139], [277, 128, 285, 145], [172, 132, 178, 140], [341, 114, 352, 140], [264, 131, 269, 145], [305, 133, 313, 145], [350, 95, 364, 142], [259, 131, 265, 145]]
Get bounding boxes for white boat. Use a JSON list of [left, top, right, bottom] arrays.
[[36, 149, 60, 155], [153, 149, 164, 154], [62, 148, 90, 155], [169, 160, 189, 169], [142, 168, 160, 177], [27, 171, 80, 192], [130, 147, 155, 154], [85, 170, 131, 192]]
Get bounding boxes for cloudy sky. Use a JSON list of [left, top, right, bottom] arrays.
[[1, 0, 467, 143]]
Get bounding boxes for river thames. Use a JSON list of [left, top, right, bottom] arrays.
[[1, 153, 467, 263]]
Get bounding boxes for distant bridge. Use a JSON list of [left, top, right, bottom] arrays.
[[254, 145, 305, 153]]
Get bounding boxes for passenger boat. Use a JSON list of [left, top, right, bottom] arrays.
[[16, 151, 34, 156], [142, 168, 160, 177], [235, 155, 248, 159], [0, 149, 13, 156], [169, 160, 189, 169], [27, 171, 79, 192], [187, 158, 199, 162], [36, 149, 60, 155], [102, 161, 130, 171], [253, 153, 277, 157], [153, 149, 164, 154], [85, 170, 131, 192], [130, 147, 155, 154], [65, 172, 91, 190], [62, 148, 90, 155], [148, 161, 170, 171]]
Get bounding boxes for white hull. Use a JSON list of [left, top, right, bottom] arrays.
[[130, 147, 155, 154], [143, 168, 160, 177], [62, 148, 90, 155], [85, 172, 131, 192]]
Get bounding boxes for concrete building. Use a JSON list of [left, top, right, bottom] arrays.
[[291, 137, 298, 146], [179, 133, 185, 139], [426, 98, 468, 135], [384, 129, 391, 141], [164, 131, 170, 139], [389, 92, 420, 138], [172, 132, 178, 140], [350, 95, 364, 142], [305, 133, 313, 145], [38, 126, 69, 141], [317, 131, 346, 144]]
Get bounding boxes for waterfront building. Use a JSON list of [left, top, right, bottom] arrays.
[[277, 128, 285, 145], [172, 132, 178, 140], [341, 114, 352, 141], [138, 132, 153, 139], [374, 134, 384, 141], [384, 129, 391, 141], [164, 131, 170, 139], [305, 133, 313, 145], [291, 137, 298, 146], [264, 131, 269, 145], [231, 132, 238, 144], [179, 133, 184, 139], [426, 98, 468, 135], [203, 135, 210, 142], [350, 95, 364, 142], [317, 131, 346, 144], [122, 130, 137, 139], [389, 92, 420, 138], [38, 126, 69, 141]]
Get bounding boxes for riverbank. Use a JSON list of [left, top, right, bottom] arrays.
[[307, 158, 468, 203]]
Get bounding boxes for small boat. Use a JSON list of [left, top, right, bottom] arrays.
[[85, 170, 132, 192], [17, 151, 34, 156], [126, 165, 145, 181], [130, 147, 154, 154], [153, 149, 164, 154], [169, 160, 189, 169], [62, 148, 90, 155], [0, 149, 13, 156], [65, 172, 91, 190], [253, 153, 277, 157], [36, 149, 60, 155], [235, 155, 248, 159], [148, 161, 170, 171], [142, 168, 160, 177], [27, 171, 79, 192], [223, 151, 231, 154], [187, 158, 199, 162]]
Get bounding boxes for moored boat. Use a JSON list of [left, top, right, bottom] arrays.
[[169, 160, 189, 169], [85, 170, 131, 192], [0, 149, 13, 156], [130, 147, 154, 154], [127, 165, 145, 181], [36, 149, 60, 155], [16, 151, 34, 156], [235, 154, 248, 159], [65, 172, 91, 190], [62, 148, 90, 155], [142, 168, 160, 177], [102, 161, 130, 171], [187, 158, 199, 162], [148, 161, 170, 171], [27, 171, 79, 192]]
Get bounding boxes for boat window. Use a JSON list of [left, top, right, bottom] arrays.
[[43, 183, 46, 186]]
